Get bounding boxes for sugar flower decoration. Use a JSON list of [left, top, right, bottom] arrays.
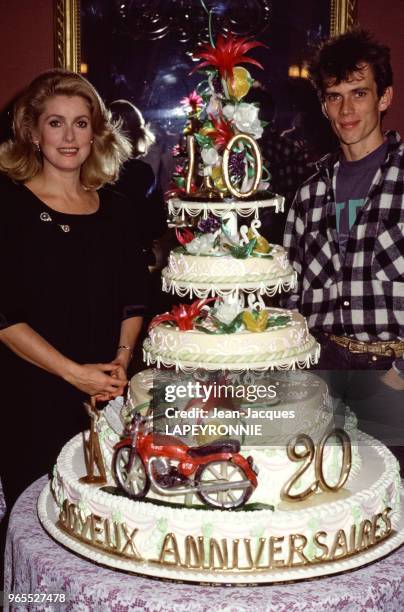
[[202, 114, 234, 150], [214, 300, 243, 325], [223, 103, 263, 139], [192, 35, 266, 80], [149, 298, 216, 331], [180, 90, 204, 114], [185, 233, 217, 255]]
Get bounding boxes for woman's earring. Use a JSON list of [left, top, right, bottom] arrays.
[[33, 141, 41, 152]]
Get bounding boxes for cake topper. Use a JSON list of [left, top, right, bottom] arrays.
[[171, 13, 269, 200], [112, 410, 258, 509], [80, 397, 107, 485]]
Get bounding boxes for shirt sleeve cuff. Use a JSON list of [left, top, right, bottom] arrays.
[[122, 304, 147, 320], [0, 311, 26, 330]]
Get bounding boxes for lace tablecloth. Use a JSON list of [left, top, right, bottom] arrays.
[[0, 477, 5, 522], [4, 476, 404, 611]]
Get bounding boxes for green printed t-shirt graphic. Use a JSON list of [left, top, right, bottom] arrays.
[[335, 199, 364, 232]]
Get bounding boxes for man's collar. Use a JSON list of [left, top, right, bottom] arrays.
[[314, 130, 402, 176]]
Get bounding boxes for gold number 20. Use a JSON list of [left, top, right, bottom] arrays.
[[280, 428, 352, 502]]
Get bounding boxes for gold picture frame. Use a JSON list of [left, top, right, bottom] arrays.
[[54, 0, 81, 72], [330, 0, 358, 37], [54, 0, 357, 72]]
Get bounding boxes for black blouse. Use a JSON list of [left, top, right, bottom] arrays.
[[0, 176, 148, 363], [0, 175, 149, 506]]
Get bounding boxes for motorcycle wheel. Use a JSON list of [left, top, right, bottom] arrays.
[[113, 446, 150, 499], [195, 460, 253, 509]]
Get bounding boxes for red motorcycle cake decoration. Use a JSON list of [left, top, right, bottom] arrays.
[[112, 411, 258, 509]]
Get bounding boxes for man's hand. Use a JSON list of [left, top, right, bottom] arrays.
[[380, 368, 404, 391], [93, 353, 130, 402]]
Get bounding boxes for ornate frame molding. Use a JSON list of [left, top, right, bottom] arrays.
[[55, 0, 356, 72], [54, 0, 81, 72], [330, 0, 357, 37]]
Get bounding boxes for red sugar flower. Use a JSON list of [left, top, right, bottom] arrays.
[[175, 227, 195, 245], [192, 35, 266, 80], [203, 114, 234, 149], [149, 298, 217, 332]]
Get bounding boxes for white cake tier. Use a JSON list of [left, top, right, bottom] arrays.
[[143, 308, 320, 372], [96, 384, 362, 508], [168, 194, 284, 221], [161, 247, 297, 298], [50, 432, 401, 578]]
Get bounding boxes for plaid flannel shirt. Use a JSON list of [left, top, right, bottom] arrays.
[[282, 130, 404, 346]]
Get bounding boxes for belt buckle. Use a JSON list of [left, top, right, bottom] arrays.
[[383, 344, 396, 358], [347, 340, 365, 354]]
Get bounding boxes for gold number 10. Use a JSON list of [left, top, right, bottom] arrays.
[[185, 134, 263, 199], [280, 428, 352, 502]]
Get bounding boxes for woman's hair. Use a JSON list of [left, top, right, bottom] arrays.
[[109, 100, 155, 157], [309, 29, 393, 99], [0, 69, 132, 188]]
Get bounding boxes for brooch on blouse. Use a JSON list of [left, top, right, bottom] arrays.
[[40, 212, 70, 233]]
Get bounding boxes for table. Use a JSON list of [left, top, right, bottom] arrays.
[[0, 478, 5, 523], [4, 476, 404, 611]]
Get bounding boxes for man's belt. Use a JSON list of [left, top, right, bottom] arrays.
[[329, 334, 404, 358]]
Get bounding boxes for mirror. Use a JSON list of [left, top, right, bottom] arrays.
[[55, 0, 357, 187]]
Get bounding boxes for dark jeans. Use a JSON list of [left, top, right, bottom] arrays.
[[313, 335, 404, 449]]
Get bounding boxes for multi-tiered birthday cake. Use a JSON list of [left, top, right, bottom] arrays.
[[39, 34, 403, 584]]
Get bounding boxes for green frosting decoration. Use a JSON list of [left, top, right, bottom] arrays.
[[111, 509, 122, 523], [306, 517, 320, 560], [351, 505, 362, 522], [202, 523, 214, 558], [250, 525, 265, 543]]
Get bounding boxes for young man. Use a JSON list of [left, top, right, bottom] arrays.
[[282, 30, 404, 443]]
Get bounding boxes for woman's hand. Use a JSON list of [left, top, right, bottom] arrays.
[[65, 362, 128, 399], [0, 323, 131, 402], [96, 353, 130, 402], [113, 348, 131, 374]]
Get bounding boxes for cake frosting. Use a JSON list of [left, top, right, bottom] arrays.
[[162, 244, 296, 298], [41, 31, 403, 584], [141, 29, 319, 373], [144, 307, 319, 371], [51, 432, 400, 574], [96, 371, 362, 508], [167, 194, 285, 220]]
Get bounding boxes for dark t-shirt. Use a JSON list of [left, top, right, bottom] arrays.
[[336, 140, 388, 260]]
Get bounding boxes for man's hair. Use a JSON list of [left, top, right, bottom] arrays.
[[309, 29, 393, 99], [0, 69, 132, 188]]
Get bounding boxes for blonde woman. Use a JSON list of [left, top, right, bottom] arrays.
[[0, 70, 149, 512]]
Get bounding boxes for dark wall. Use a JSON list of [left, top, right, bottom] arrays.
[[0, 0, 54, 114], [0, 1, 402, 134], [358, 0, 404, 135]]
